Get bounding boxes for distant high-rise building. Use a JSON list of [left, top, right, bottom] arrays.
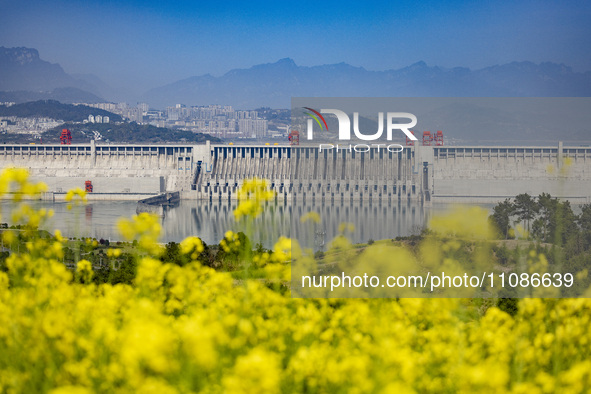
[[137, 103, 149, 112], [90, 103, 117, 112], [167, 106, 179, 121], [131, 108, 143, 123], [88, 115, 95, 123], [95, 115, 103, 123], [238, 118, 268, 138], [103, 116, 109, 123]]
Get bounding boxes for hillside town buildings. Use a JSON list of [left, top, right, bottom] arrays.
[[83, 102, 270, 139]]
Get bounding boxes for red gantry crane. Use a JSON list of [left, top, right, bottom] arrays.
[[288, 130, 300, 145], [60, 128, 72, 145], [408, 130, 444, 146], [435, 130, 444, 146], [422, 131, 432, 146]]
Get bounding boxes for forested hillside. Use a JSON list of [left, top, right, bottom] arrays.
[[44, 122, 220, 144], [0, 100, 120, 122]]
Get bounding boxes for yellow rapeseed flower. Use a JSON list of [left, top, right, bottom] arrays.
[[117, 212, 162, 255], [233, 178, 274, 220], [65, 187, 87, 210], [300, 211, 321, 224], [180, 236, 205, 256]]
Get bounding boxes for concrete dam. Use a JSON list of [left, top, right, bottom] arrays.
[[0, 141, 590, 203]]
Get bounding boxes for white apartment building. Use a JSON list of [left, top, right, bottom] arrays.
[[238, 119, 267, 138]]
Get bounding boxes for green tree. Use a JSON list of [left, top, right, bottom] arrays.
[[513, 193, 539, 238], [578, 204, 591, 251], [160, 242, 185, 266], [216, 232, 252, 270], [0, 251, 10, 272], [549, 200, 578, 246], [109, 254, 137, 285], [531, 193, 557, 242], [488, 198, 515, 239]]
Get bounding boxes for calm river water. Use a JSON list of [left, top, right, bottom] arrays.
[[0, 200, 494, 248]]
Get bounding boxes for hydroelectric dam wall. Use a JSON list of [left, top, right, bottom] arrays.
[[0, 141, 589, 203]]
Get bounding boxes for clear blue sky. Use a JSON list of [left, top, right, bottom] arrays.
[[1, 0, 590, 94]]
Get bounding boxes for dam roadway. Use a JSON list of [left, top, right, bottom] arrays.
[[0, 141, 589, 204]]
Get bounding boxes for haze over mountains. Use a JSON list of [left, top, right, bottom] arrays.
[[1, 46, 591, 110], [144, 58, 591, 109], [0, 47, 106, 103]]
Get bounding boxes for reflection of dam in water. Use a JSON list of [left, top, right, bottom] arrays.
[[293, 201, 437, 250], [164, 200, 464, 247], [1, 199, 482, 248], [161, 200, 290, 247], [154, 200, 464, 247]]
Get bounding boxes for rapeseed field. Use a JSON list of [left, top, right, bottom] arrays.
[[0, 169, 590, 393]]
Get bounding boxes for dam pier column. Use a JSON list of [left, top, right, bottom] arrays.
[[415, 145, 434, 205], [90, 140, 96, 168], [558, 141, 563, 170]]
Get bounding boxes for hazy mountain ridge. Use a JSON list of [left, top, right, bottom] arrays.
[[143, 58, 591, 109], [0, 47, 106, 96], [1, 47, 590, 111], [0, 87, 105, 104]]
